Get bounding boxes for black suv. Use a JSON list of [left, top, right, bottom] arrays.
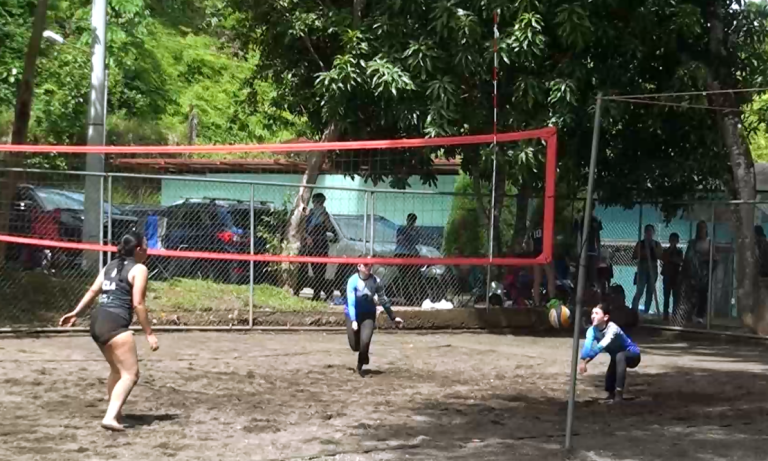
[[156, 198, 275, 284], [8, 184, 137, 270]]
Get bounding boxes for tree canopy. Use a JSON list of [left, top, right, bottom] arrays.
[[0, 0, 305, 169]]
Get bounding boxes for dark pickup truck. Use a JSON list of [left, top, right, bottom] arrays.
[[7, 184, 138, 270]]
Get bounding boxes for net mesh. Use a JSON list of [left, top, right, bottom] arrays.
[[0, 128, 557, 327]]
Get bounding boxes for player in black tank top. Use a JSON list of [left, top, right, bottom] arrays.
[[59, 230, 158, 432], [90, 257, 137, 346]]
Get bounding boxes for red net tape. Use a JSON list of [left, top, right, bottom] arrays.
[[0, 234, 545, 266]]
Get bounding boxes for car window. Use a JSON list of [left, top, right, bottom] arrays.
[[34, 187, 121, 214], [334, 215, 398, 243]]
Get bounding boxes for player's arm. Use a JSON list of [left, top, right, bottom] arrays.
[[580, 327, 599, 363], [374, 279, 396, 322], [131, 264, 154, 336], [322, 211, 337, 241], [346, 274, 357, 323], [60, 269, 104, 326], [75, 270, 105, 315]]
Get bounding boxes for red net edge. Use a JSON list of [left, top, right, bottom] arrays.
[[0, 128, 557, 266], [0, 127, 555, 153], [0, 234, 549, 266]]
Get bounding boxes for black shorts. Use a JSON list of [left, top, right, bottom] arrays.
[[90, 307, 132, 346]]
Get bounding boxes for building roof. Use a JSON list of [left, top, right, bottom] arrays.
[[111, 157, 462, 175]]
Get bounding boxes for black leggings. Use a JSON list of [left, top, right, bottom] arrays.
[[346, 312, 375, 365], [605, 351, 641, 393]]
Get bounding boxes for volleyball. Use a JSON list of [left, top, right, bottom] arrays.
[[548, 304, 572, 329]]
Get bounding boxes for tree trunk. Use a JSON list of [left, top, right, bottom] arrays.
[[490, 151, 506, 257], [470, 167, 489, 231], [187, 105, 198, 146], [511, 187, 530, 254], [280, 122, 339, 292], [705, 1, 764, 333], [0, 0, 48, 263]]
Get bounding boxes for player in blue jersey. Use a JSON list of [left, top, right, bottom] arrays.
[[346, 260, 404, 377], [579, 304, 641, 402]]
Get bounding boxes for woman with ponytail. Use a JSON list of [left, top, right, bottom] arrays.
[[59, 230, 159, 431]]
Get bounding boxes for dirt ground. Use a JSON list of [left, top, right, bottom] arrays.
[[1, 331, 768, 461]]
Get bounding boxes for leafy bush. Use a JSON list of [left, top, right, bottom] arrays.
[[442, 174, 517, 257]]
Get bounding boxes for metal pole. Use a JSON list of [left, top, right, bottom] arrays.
[[249, 184, 255, 329], [107, 175, 112, 264], [485, 9, 500, 310], [369, 193, 376, 256], [98, 176, 104, 272], [638, 204, 644, 241], [82, 0, 107, 271], [706, 203, 715, 330], [363, 191, 369, 254], [565, 93, 603, 450]]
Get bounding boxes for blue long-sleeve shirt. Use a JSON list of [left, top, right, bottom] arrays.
[[580, 322, 640, 361], [346, 273, 394, 323]]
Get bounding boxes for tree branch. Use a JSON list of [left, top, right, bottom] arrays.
[[353, 0, 366, 29], [301, 34, 327, 72]]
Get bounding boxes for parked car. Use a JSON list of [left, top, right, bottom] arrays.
[[321, 213, 450, 302], [153, 198, 275, 284], [7, 184, 137, 271]]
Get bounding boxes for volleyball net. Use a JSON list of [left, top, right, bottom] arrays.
[[0, 127, 557, 328]]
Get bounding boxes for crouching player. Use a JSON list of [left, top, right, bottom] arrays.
[[579, 304, 641, 402], [346, 260, 403, 377]]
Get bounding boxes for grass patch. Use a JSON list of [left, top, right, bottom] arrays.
[[0, 270, 88, 326], [0, 270, 329, 327], [148, 278, 328, 313]]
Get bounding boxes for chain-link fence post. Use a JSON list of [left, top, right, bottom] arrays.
[[637, 203, 643, 241], [706, 202, 715, 330], [107, 174, 112, 264], [249, 184, 254, 328], [369, 192, 376, 256], [99, 175, 105, 272], [363, 191, 370, 255]]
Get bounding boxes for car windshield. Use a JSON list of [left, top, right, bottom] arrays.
[[334, 215, 398, 243], [35, 188, 122, 215]]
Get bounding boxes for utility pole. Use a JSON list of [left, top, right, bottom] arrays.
[[82, 0, 107, 271]]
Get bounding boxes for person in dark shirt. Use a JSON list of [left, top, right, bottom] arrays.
[[529, 224, 556, 305], [575, 214, 603, 292], [302, 193, 337, 300], [632, 224, 662, 314], [395, 213, 424, 305], [661, 232, 683, 321]]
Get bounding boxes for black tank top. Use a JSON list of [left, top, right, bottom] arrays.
[[98, 257, 137, 321]]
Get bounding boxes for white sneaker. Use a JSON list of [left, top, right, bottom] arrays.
[[694, 317, 705, 325]]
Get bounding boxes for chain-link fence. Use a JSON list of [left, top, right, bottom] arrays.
[[0, 169, 499, 328], [2, 167, 765, 333]]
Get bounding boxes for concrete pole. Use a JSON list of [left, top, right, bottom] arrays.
[[82, 0, 107, 271]]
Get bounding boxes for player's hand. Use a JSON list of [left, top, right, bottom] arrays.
[[146, 333, 159, 352], [578, 361, 588, 375], [351, 321, 358, 331], [394, 317, 404, 328], [59, 312, 77, 328]]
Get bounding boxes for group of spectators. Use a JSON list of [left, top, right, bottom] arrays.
[[631, 220, 768, 325]]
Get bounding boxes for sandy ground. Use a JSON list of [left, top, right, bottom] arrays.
[[1, 331, 767, 461]]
